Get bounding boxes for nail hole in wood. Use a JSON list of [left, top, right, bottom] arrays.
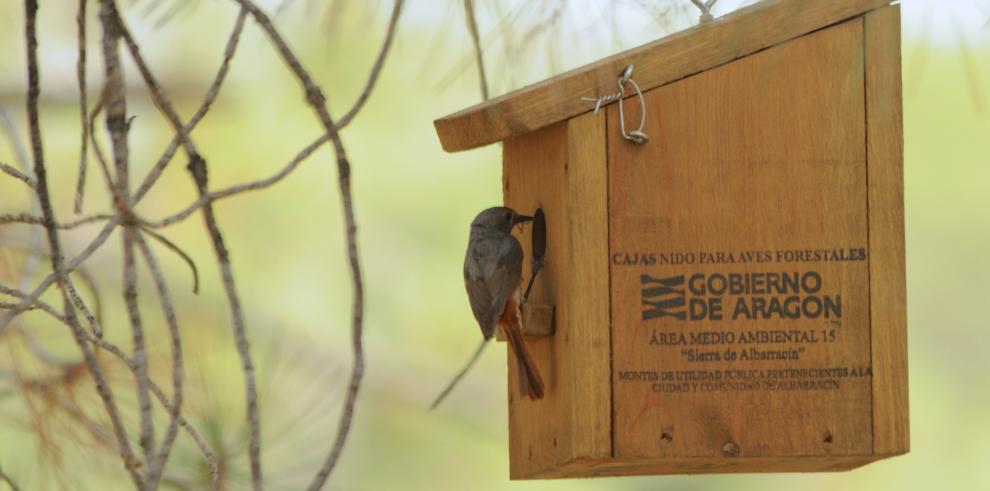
[[721, 442, 740, 457]]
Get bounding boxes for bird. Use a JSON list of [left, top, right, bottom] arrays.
[[429, 206, 546, 409], [462, 207, 545, 400]]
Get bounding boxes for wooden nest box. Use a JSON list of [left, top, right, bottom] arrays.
[[434, 0, 908, 478]]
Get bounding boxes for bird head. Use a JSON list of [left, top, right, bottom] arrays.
[[471, 207, 533, 234]]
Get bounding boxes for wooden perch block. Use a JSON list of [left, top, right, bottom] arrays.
[[495, 303, 555, 341]]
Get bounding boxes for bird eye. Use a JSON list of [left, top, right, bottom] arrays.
[[504, 211, 513, 221]]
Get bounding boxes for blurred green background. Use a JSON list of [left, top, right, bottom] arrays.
[[0, 0, 988, 489]]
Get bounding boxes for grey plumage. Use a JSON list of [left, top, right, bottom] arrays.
[[464, 207, 526, 340], [430, 206, 543, 409], [463, 207, 544, 400]]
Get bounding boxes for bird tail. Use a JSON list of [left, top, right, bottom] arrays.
[[500, 294, 545, 400]]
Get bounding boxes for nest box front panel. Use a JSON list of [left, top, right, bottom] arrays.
[[503, 114, 613, 478], [608, 18, 873, 460]]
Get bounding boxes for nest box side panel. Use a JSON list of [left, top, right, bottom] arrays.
[[608, 17, 872, 462], [864, 5, 909, 456], [502, 113, 611, 478]]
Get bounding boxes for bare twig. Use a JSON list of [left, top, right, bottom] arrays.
[[123, 228, 156, 476], [5, 287, 217, 488], [23, 1, 142, 486], [131, 7, 248, 204], [116, 10, 198, 160], [98, 1, 157, 480], [0, 216, 121, 333], [146, 385, 219, 489], [0, 300, 53, 316], [139, 226, 200, 294], [0, 237, 105, 329], [69, 256, 104, 326], [0, 285, 67, 324], [134, 233, 185, 491], [3, 0, 409, 487], [0, 464, 20, 491], [97, 0, 130, 204], [148, 134, 331, 228], [0, 105, 46, 305], [430, 2, 533, 95], [335, 0, 405, 128], [144, 0, 405, 229], [0, 162, 34, 188], [2, 110, 48, 306], [65, 279, 103, 337], [1, 281, 218, 487], [74, 0, 90, 213], [22, 0, 65, 370], [186, 154, 262, 490], [85, 328, 218, 488], [88, 88, 117, 194], [113, 5, 263, 487], [0, 108, 31, 169], [100, 0, 158, 476], [491, 1, 520, 90], [430, 339, 488, 410], [463, 0, 490, 100], [226, 1, 374, 488], [0, 212, 113, 229], [0, 108, 47, 307]]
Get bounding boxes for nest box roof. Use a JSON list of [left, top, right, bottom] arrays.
[[433, 0, 894, 153]]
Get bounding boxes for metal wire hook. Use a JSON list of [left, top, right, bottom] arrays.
[[618, 72, 648, 144], [581, 64, 648, 144], [690, 0, 718, 24]]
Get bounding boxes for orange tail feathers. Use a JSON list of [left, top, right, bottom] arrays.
[[499, 294, 545, 400]]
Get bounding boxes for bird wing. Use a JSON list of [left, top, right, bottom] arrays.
[[464, 274, 495, 338], [489, 235, 524, 316], [464, 234, 524, 340]]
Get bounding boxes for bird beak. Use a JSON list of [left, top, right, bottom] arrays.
[[513, 214, 534, 226]]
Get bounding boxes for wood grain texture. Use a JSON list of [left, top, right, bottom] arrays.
[[493, 3, 906, 478], [608, 18, 873, 461], [434, 0, 894, 152], [495, 303, 555, 340], [864, 4, 909, 456], [502, 111, 611, 478], [563, 111, 612, 469], [503, 122, 568, 479], [524, 453, 896, 478]]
